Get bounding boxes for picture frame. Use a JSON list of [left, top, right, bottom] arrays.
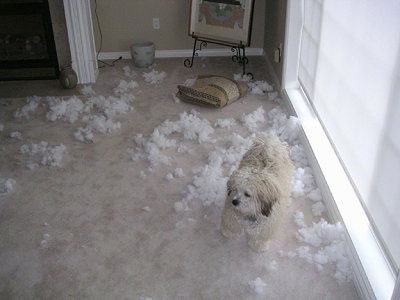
[[188, 0, 255, 46]]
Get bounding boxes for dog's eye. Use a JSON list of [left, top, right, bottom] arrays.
[[228, 189, 232, 196], [244, 191, 251, 197]]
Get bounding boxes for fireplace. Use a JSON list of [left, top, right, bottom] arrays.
[[0, 0, 60, 80]]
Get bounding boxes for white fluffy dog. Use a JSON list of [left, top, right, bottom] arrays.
[[221, 135, 294, 252]]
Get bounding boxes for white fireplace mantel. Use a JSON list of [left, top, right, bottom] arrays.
[[63, 0, 98, 84]]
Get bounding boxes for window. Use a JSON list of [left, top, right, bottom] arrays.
[[283, 0, 400, 299]]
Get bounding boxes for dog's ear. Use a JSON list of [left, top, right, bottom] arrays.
[[258, 178, 279, 217], [260, 195, 278, 217], [227, 181, 233, 196], [261, 200, 273, 217]]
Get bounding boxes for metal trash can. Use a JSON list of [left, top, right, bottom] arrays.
[[130, 41, 155, 68]]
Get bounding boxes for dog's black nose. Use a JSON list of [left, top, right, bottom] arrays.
[[232, 199, 240, 206]]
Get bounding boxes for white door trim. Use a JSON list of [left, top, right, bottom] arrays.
[[63, 0, 98, 84]]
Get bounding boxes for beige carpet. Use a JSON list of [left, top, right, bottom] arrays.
[[0, 56, 360, 299]]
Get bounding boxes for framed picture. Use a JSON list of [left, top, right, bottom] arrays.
[[189, 0, 255, 46]]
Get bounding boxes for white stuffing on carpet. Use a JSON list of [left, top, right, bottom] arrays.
[[2, 67, 353, 287], [20, 141, 66, 169], [240, 106, 265, 132], [14, 95, 41, 119], [142, 69, 167, 85], [294, 217, 352, 283], [248, 277, 267, 295], [11, 79, 137, 144], [0, 178, 16, 196], [122, 65, 137, 77], [214, 117, 236, 128], [46, 96, 85, 123], [128, 110, 215, 168], [10, 131, 22, 140], [127, 87, 351, 284], [113, 79, 139, 95], [74, 114, 121, 143], [80, 85, 96, 96]]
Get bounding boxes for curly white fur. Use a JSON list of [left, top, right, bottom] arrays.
[[221, 135, 294, 252]]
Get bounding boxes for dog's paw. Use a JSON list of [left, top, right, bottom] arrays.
[[220, 225, 241, 239], [247, 238, 270, 252]]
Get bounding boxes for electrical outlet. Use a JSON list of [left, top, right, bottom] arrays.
[[274, 43, 283, 63], [274, 48, 281, 63], [153, 18, 160, 30]]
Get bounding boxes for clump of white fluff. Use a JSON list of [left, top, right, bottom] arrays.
[[122, 65, 136, 77], [16, 79, 137, 144], [247, 80, 279, 102], [129, 110, 214, 168], [113, 80, 139, 95], [166, 168, 185, 181], [233, 74, 278, 101], [289, 143, 309, 168], [130, 133, 173, 167], [248, 277, 267, 295], [46, 96, 84, 123], [142, 69, 167, 85], [0, 178, 16, 196], [74, 115, 121, 143], [214, 118, 236, 128], [20, 141, 66, 169], [158, 110, 214, 143], [86, 94, 134, 119], [267, 107, 300, 143], [241, 106, 265, 132], [80, 85, 96, 96], [177, 133, 253, 211], [248, 80, 274, 95], [10, 131, 22, 140], [14, 96, 41, 119], [233, 73, 253, 82], [293, 213, 353, 283], [176, 164, 228, 212], [291, 167, 315, 199]]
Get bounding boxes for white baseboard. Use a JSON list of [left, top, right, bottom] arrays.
[[98, 48, 264, 60]]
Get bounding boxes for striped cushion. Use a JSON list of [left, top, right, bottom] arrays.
[[176, 75, 248, 108]]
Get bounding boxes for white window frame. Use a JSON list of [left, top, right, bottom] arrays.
[[281, 1, 397, 299]]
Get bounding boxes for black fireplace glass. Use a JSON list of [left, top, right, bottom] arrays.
[[0, 0, 59, 80]]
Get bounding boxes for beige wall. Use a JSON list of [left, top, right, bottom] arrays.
[[90, 0, 266, 52], [263, 0, 287, 86]]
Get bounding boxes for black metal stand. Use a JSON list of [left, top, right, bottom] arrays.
[[184, 35, 253, 79]]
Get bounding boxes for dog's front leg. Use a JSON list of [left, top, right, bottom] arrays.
[[220, 202, 243, 239], [245, 221, 271, 252]]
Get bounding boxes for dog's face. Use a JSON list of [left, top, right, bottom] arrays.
[[228, 184, 259, 221], [227, 170, 278, 221]]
